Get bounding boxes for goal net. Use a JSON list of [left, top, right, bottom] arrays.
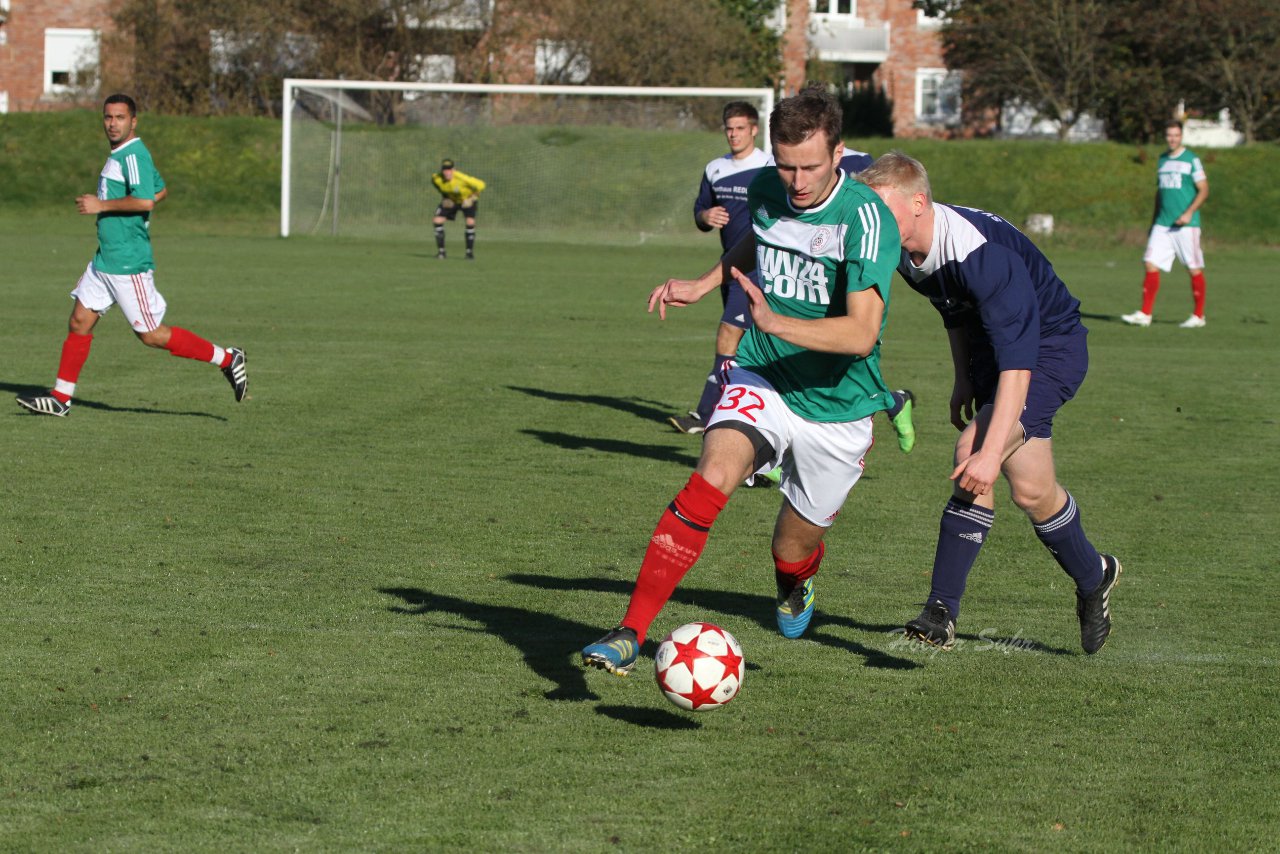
[[281, 80, 774, 245]]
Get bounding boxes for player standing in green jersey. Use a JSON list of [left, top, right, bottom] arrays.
[[431, 159, 485, 260], [1122, 119, 1210, 329], [582, 86, 902, 674], [16, 94, 247, 417]]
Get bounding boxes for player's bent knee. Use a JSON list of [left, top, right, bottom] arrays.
[[137, 328, 168, 348], [1009, 483, 1056, 516]]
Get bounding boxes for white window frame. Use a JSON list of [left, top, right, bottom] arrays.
[[811, 0, 859, 19], [915, 67, 961, 126], [44, 28, 99, 94]]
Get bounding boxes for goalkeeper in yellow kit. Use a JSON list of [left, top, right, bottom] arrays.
[[431, 158, 485, 260]]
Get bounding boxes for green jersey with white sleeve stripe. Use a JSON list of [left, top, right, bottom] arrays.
[[734, 169, 900, 423], [1154, 147, 1206, 228], [93, 137, 161, 275]]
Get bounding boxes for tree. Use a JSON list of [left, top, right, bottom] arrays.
[[103, 0, 483, 116], [531, 0, 779, 88], [1179, 0, 1280, 143], [939, 0, 1113, 140]]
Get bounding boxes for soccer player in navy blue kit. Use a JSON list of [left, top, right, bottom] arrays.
[[671, 103, 916, 454], [669, 101, 774, 436], [858, 152, 1121, 654]]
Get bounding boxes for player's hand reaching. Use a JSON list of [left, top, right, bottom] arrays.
[[648, 279, 705, 320], [731, 267, 781, 334], [951, 449, 1001, 497]]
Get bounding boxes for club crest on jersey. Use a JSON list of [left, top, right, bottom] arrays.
[[811, 226, 835, 256]]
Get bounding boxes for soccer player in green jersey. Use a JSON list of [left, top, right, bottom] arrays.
[[582, 86, 902, 674], [16, 94, 247, 417], [1122, 119, 1210, 329]]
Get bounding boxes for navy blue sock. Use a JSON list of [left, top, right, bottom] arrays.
[[1032, 493, 1104, 594], [694, 354, 733, 423], [928, 497, 995, 621], [885, 389, 905, 419]]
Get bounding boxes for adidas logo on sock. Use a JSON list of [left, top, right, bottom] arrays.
[[959, 531, 985, 544]]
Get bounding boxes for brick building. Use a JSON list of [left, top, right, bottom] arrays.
[[0, 0, 114, 113], [0, 0, 956, 137], [783, 0, 958, 138]]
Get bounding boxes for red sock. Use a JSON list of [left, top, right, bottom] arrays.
[[52, 332, 94, 403], [621, 473, 728, 642], [1190, 272, 1206, 317], [164, 326, 216, 363], [1140, 270, 1161, 315], [774, 542, 826, 587]]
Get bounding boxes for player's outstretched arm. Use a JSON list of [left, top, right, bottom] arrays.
[[648, 275, 720, 319], [648, 233, 757, 319]]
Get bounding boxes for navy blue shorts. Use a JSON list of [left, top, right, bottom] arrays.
[[971, 327, 1088, 440], [718, 270, 756, 330]]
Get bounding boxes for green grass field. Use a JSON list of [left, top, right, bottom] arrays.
[[1, 216, 1277, 851]]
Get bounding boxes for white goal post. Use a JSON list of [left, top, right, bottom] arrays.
[[280, 79, 775, 241]]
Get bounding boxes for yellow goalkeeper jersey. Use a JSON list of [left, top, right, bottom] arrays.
[[432, 170, 486, 204]]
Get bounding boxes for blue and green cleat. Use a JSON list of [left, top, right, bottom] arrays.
[[775, 576, 815, 638], [581, 626, 639, 675]]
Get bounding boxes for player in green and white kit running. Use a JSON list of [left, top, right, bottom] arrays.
[[1122, 119, 1210, 329], [582, 86, 901, 674], [17, 94, 247, 417]]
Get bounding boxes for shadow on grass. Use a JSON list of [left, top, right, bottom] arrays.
[[380, 586, 663, 704], [1, 381, 228, 420], [521, 429, 698, 467], [505, 573, 923, 671], [1079, 311, 1120, 323], [507, 386, 675, 424], [594, 705, 700, 729]]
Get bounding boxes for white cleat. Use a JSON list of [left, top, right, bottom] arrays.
[[1121, 310, 1152, 327], [16, 395, 71, 416], [1178, 314, 1206, 329]]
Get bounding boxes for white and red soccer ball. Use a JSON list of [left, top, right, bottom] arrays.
[[654, 622, 744, 711]]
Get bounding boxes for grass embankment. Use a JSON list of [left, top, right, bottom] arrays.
[[1, 110, 1276, 246]]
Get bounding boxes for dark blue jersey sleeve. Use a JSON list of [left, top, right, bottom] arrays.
[[693, 172, 716, 232]]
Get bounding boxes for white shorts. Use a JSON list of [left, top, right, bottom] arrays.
[[71, 262, 167, 332], [706, 366, 874, 527], [1143, 225, 1204, 272]]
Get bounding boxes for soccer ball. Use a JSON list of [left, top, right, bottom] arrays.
[[654, 622, 744, 712]]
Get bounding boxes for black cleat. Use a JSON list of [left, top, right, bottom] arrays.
[[668, 411, 705, 435], [16, 395, 71, 416], [1077, 554, 1122, 654], [222, 348, 248, 402], [905, 599, 956, 650]]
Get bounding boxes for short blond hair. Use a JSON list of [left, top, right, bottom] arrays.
[[856, 151, 933, 204]]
